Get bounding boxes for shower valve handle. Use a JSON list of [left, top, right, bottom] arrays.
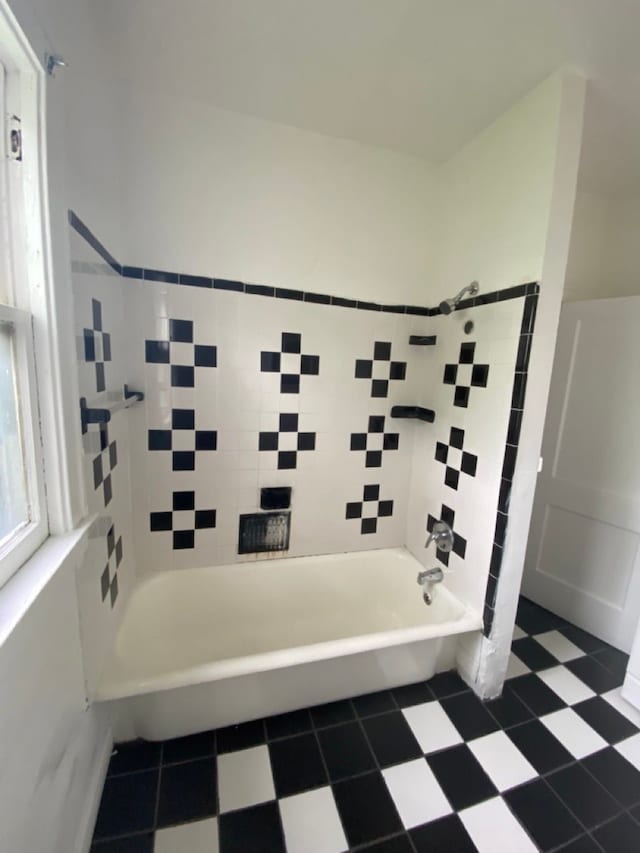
[[425, 521, 454, 552]]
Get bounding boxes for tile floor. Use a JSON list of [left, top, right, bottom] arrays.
[[91, 598, 640, 852]]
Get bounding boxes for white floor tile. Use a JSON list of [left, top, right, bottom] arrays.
[[534, 630, 585, 662], [154, 818, 218, 853], [512, 625, 527, 641], [402, 701, 463, 755], [540, 708, 608, 758], [505, 652, 530, 680], [461, 797, 538, 853], [217, 745, 275, 813], [382, 758, 452, 828], [615, 732, 640, 771], [538, 665, 596, 705], [467, 731, 536, 791], [279, 787, 347, 853], [604, 688, 640, 727]]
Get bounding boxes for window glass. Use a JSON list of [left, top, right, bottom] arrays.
[[0, 323, 29, 545]]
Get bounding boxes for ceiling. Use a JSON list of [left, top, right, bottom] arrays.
[[98, 0, 640, 195]]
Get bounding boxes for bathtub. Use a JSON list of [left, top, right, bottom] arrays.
[[97, 547, 481, 741]]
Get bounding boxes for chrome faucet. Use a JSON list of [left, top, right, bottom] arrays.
[[417, 566, 444, 604], [425, 520, 454, 553]]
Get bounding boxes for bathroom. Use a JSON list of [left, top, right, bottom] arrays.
[[1, 1, 640, 851]]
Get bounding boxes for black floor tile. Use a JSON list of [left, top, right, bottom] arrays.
[[559, 625, 608, 655], [440, 692, 499, 741], [410, 813, 477, 852], [547, 762, 620, 829], [216, 719, 265, 753], [555, 835, 602, 852], [511, 636, 560, 671], [573, 696, 638, 744], [317, 720, 376, 781], [361, 711, 422, 767], [268, 732, 327, 796], [567, 656, 622, 693], [392, 681, 435, 708], [162, 730, 215, 764], [507, 673, 567, 716], [91, 836, 154, 853], [93, 771, 158, 838], [516, 597, 567, 634], [107, 741, 161, 776], [504, 778, 583, 851], [428, 671, 470, 699], [156, 757, 216, 827], [265, 709, 313, 740], [219, 801, 285, 853], [426, 744, 497, 811], [309, 699, 355, 728], [593, 812, 640, 853], [352, 689, 396, 718], [593, 647, 629, 681], [358, 834, 413, 852], [582, 747, 640, 808], [485, 689, 534, 729], [506, 719, 574, 774], [332, 771, 402, 847]]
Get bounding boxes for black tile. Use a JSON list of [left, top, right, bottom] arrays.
[[144, 268, 179, 284], [108, 740, 161, 776], [281, 332, 301, 353], [261, 351, 281, 372], [148, 429, 171, 451], [355, 359, 373, 379], [361, 711, 422, 767], [93, 770, 158, 838], [280, 374, 300, 394], [93, 455, 103, 489], [121, 265, 144, 280], [555, 837, 602, 853], [172, 491, 195, 511], [331, 296, 357, 308], [490, 544, 503, 577], [365, 450, 382, 467], [352, 690, 396, 718], [102, 333, 112, 361], [512, 372, 528, 409], [369, 415, 385, 432], [459, 342, 475, 363], [91, 836, 154, 853], [150, 512, 172, 532], [172, 408, 195, 430], [427, 744, 496, 810], [507, 409, 523, 445], [277, 450, 297, 469], [92, 298, 102, 330], [318, 720, 376, 781], [502, 444, 518, 481], [173, 530, 194, 549], [219, 801, 285, 853], [195, 430, 217, 450], [213, 278, 244, 292], [301, 354, 319, 375], [180, 273, 212, 288], [494, 511, 508, 546], [508, 673, 567, 716], [363, 484, 380, 501], [359, 835, 413, 853], [389, 361, 406, 380], [171, 365, 194, 387], [593, 812, 640, 853], [217, 719, 265, 753], [583, 747, 640, 808], [351, 433, 367, 451], [441, 692, 499, 740], [547, 762, 620, 829], [346, 502, 363, 520], [485, 573, 498, 609], [265, 709, 312, 740], [310, 699, 355, 728], [593, 646, 630, 680], [558, 624, 607, 654], [445, 467, 459, 489], [435, 442, 448, 463], [574, 697, 638, 744], [485, 689, 534, 729], [392, 681, 435, 708], [567, 656, 622, 693], [471, 364, 489, 387], [512, 636, 559, 671], [303, 291, 331, 304], [145, 340, 169, 363], [429, 670, 470, 699], [516, 334, 532, 371], [506, 718, 574, 774], [172, 450, 195, 471], [383, 433, 399, 451], [371, 379, 389, 397], [333, 771, 402, 847], [454, 386, 469, 407], [246, 283, 274, 296], [521, 294, 538, 335], [361, 517, 377, 534], [163, 730, 216, 764], [410, 813, 477, 852], [276, 287, 304, 301], [498, 283, 528, 301], [381, 305, 407, 314], [297, 432, 315, 451], [194, 344, 217, 367], [498, 478, 511, 513], [505, 778, 582, 851], [268, 732, 327, 796], [96, 362, 106, 392], [357, 300, 381, 311], [156, 757, 216, 826], [259, 432, 279, 451], [443, 363, 457, 385], [378, 500, 394, 517], [169, 318, 193, 343], [516, 597, 567, 634], [374, 341, 392, 360], [195, 510, 216, 529], [109, 442, 117, 468], [460, 452, 477, 476]]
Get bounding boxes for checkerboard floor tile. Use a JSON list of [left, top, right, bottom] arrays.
[[92, 597, 640, 853]]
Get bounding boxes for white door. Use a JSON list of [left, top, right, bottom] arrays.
[[522, 295, 640, 652]]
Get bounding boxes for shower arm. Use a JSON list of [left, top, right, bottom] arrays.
[[450, 280, 479, 306]]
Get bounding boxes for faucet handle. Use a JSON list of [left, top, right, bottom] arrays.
[[425, 520, 454, 552]]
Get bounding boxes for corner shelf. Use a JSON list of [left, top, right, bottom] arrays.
[[390, 405, 435, 423], [409, 335, 437, 346]]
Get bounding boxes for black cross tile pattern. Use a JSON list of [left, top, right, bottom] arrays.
[[148, 408, 217, 472], [260, 332, 320, 394], [427, 503, 467, 567], [258, 412, 316, 470], [354, 340, 407, 398], [100, 523, 123, 608], [435, 426, 478, 491], [83, 298, 112, 393], [144, 319, 217, 388], [92, 424, 118, 507], [443, 341, 490, 409], [91, 599, 639, 853], [149, 491, 217, 550], [345, 484, 394, 534], [350, 415, 400, 468]]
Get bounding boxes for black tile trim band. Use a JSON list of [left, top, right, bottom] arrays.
[[69, 210, 539, 316]]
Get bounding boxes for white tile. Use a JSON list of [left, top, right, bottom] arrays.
[[461, 797, 538, 853], [534, 630, 585, 662], [538, 665, 596, 705], [154, 818, 218, 853], [604, 688, 640, 727], [382, 758, 452, 828], [540, 708, 608, 758], [279, 787, 347, 853], [512, 625, 527, 641], [505, 652, 530, 680], [615, 732, 640, 770], [467, 731, 537, 791], [402, 702, 463, 754], [217, 745, 275, 813]]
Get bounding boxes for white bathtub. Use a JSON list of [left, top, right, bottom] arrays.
[[97, 547, 481, 740]]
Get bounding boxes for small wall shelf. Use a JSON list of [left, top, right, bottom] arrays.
[[390, 405, 435, 423], [409, 335, 437, 346]]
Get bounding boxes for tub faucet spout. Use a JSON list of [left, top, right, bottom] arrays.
[[417, 567, 444, 585]]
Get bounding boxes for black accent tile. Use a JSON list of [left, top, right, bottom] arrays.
[[150, 512, 172, 532], [171, 365, 194, 387], [102, 333, 112, 361], [516, 334, 532, 371], [593, 646, 630, 680], [172, 450, 195, 471], [115, 537, 123, 566], [173, 490, 195, 511], [593, 812, 640, 852], [265, 709, 312, 740], [173, 530, 194, 549], [351, 433, 367, 451], [498, 478, 511, 513], [361, 517, 377, 534], [427, 744, 496, 810], [410, 814, 477, 852], [366, 450, 382, 468], [547, 762, 620, 829], [512, 637, 559, 671], [374, 341, 392, 360], [369, 415, 385, 432], [91, 836, 154, 853], [498, 283, 528, 301], [485, 572, 498, 609], [389, 361, 407, 380], [93, 455, 103, 489], [169, 318, 193, 343], [558, 624, 607, 654], [261, 351, 281, 372], [195, 430, 217, 450], [512, 372, 528, 409], [521, 294, 538, 335], [92, 298, 102, 331], [317, 720, 376, 781], [100, 566, 110, 601], [355, 359, 373, 379], [268, 732, 327, 797], [246, 283, 275, 297], [278, 450, 297, 469], [109, 575, 118, 607], [583, 747, 640, 808], [460, 452, 477, 476], [352, 690, 396, 718], [490, 544, 503, 577], [217, 719, 265, 753], [280, 374, 300, 394], [144, 268, 179, 284], [507, 409, 523, 445], [297, 432, 315, 451], [333, 771, 402, 847], [219, 801, 285, 853], [357, 300, 381, 311], [359, 835, 413, 853], [145, 340, 170, 363], [445, 467, 459, 489], [554, 836, 602, 853], [459, 342, 475, 363], [392, 681, 435, 708], [383, 433, 399, 451], [121, 265, 144, 279], [429, 670, 470, 699], [506, 719, 574, 774], [452, 533, 467, 559], [566, 656, 622, 693], [281, 332, 301, 353], [371, 379, 389, 397], [180, 273, 212, 288], [441, 692, 499, 740], [109, 442, 117, 468], [505, 778, 582, 851], [259, 432, 279, 451], [213, 278, 244, 292], [331, 296, 357, 308], [163, 730, 216, 764], [300, 354, 319, 375], [276, 287, 304, 300], [485, 689, 534, 729], [494, 511, 508, 546], [148, 429, 171, 451], [362, 711, 422, 767], [93, 770, 158, 838], [378, 500, 394, 517], [363, 484, 380, 501], [454, 386, 469, 407], [279, 413, 298, 432], [435, 442, 448, 463], [474, 291, 498, 306], [502, 444, 518, 480], [450, 427, 464, 449], [303, 291, 331, 304], [195, 344, 217, 367], [471, 363, 489, 387], [443, 364, 457, 384], [96, 362, 106, 392], [574, 696, 638, 744], [172, 408, 195, 430], [310, 699, 355, 728], [507, 673, 567, 716], [516, 597, 567, 634], [195, 509, 216, 529], [406, 305, 430, 316], [381, 305, 407, 315], [346, 502, 363, 520]]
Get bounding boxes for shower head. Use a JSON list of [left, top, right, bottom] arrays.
[[438, 281, 479, 316]]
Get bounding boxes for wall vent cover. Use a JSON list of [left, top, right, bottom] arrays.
[[238, 511, 291, 554]]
